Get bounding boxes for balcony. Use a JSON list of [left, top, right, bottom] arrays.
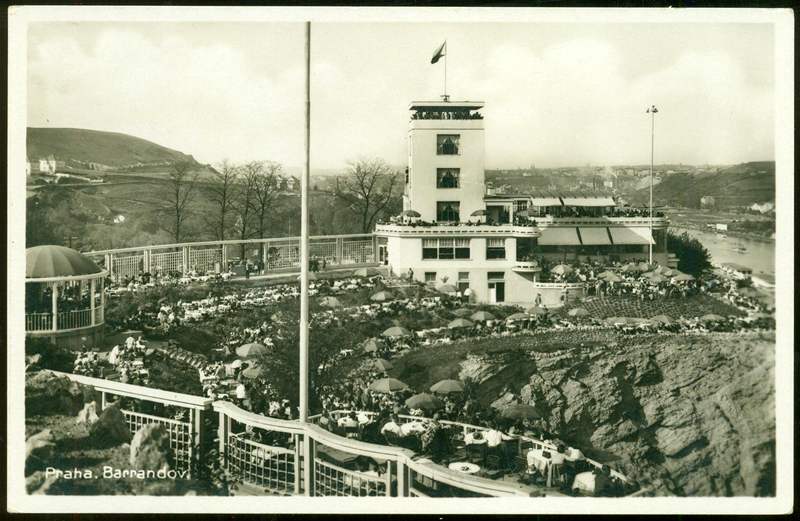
[[535, 215, 669, 229], [25, 304, 105, 334], [374, 222, 540, 238], [511, 261, 541, 273]]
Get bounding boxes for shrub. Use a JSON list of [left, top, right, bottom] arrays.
[[667, 231, 712, 276]]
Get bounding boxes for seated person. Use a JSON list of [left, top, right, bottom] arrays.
[[380, 414, 403, 438]]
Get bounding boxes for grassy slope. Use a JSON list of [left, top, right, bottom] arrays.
[[27, 127, 195, 168]]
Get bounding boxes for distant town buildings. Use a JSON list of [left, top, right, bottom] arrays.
[[749, 201, 775, 214], [700, 196, 716, 208]]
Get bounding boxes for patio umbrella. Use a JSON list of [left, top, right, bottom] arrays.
[[527, 306, 549, 316], [603, 272, 623, 283], [235, 343, 268, 359], [363, 338, 381, 353], [649, 314, 674, 325], [506, 312, 529, 321], [372, 358, 393, 372], [700, 313, 725, 322], [470, 311, 495, 322], [242, 365, 264, 379], [401, 209, 421, 218], [405, 392, 443, 411], [319, 296, 342, 308], [672, 272, 695, 282], [354, 267, 380, 277], [448, 318, 474, 329], [568, 307, 590, 317], [382, 326, 411, 338], [621, 263, 639, 273], [597, 270, 617, 279], [654, 266, 676, 276], [430, 379, 465, 394], [636, 261, 652, 272], [369, 377, 409, 394], [551, 264, 573, 276], [644, 273, 667, 284], [452, 308, 472, 317], [470, 209, 487, 216], [500, 404, 542, 421], [437, 284, 458, 294], [229, 359, 244, 368], [371, 290, 394, 302]]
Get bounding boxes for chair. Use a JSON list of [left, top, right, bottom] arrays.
[[484, 454, 504, 478], [465, 443, 485, 464]]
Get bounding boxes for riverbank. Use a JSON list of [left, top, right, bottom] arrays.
[[671, 224, 774, 244]]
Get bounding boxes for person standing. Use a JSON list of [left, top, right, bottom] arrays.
[[463, 286, 473, 304]]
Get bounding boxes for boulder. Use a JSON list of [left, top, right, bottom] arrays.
[[490, 392, 516, 410], [76, 401, 100, 426], [25, 370, 86, 416], [25, 429, 55, 474], [129, 424, 173, 471], [89, 405, 131, 446], [25, 353, 42, 371]]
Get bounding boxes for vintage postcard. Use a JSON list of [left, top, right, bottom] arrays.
[[6, 5, 794, 515]]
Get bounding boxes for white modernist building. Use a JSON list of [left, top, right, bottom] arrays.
[[374, 98, 671, 306]]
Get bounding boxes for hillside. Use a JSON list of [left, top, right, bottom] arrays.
[[629, 162, 774, 208], [27, 128, 197, 169]]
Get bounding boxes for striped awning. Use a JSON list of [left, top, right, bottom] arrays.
[[579, 227, 612, 245], [562, 197, 616, 207], [530, 197, 562, 207], [609, 227, 655, 245], [539, 227, 581, 245]]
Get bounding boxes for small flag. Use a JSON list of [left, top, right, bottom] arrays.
[[431, 41, 446, 64]]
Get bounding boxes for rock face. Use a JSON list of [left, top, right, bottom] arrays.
[[130, 424, 173, 471], [462, 332, 776, 496], [89, 405, 131, 446], [25, 370, 88, 416], [25, 429, 55, 474]]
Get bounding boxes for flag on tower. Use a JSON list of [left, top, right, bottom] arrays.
[[431, 41, 447, 64]]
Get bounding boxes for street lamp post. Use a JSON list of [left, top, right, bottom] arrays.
[[646, 105, 658, 264]]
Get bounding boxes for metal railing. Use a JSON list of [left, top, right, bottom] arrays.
[[25, 312, 52, 332], [25, 305, 105, 333], [374, 223, 540, 237]]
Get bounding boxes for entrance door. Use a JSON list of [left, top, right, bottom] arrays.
[[488, 286, 497, 304], [378, 245, 388, 265], [488, 282, 505, 303]]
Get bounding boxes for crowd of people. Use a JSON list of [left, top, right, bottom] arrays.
[[410, 110, 483, 120]]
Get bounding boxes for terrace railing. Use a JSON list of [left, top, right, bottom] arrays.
[[84, 233, 377, 282], [25, 312, 53, 332], [536, 216, 669, 228], [25, 304, 104, 334], [44, 373, 630, 496]]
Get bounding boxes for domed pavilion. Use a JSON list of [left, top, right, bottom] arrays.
[[25, 245, 107, 347]]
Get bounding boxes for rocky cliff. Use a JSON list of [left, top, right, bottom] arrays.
[[459, 331, 775, 496]]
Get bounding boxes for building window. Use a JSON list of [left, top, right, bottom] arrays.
[[437, 201, 460, 222], [457, 272, 470, 293], [455, 238, 470, 259], [437, 134, 460, 155], [422, 238, 471, 260], [486, 238, 506, 260], [514, 200, 529, 213], [436, 168, 460, 188], [424, 272, 437, 284], [488, 271, 505, 280], [422, 239, 438, 259]]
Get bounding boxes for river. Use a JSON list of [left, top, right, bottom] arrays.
[[676, 227, 775, 278]]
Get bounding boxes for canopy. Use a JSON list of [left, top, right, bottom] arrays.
[[369, 378, 409, 394], [382, 326, 411, 338], [236, 343, 268, 359], [319, 296, 342, 308], [430, 379, 464, 394], [538, 227, 581, 246], [568, 307, 590, 317], [452, 308, 472, 317], [470, 311, 495, 322], [470, 209, 487, 216], [26, 245, 103, 279], [401, 209, 421, 217], [448, 318, 474, 329], [371, 290, 394, 302], [437, 284, 458, 294], [405, 393, 443, 411], [500, 404, 542, 420], [372, 358, 393, 371], [609, 227, 655, 245], [530, 197, 562, 207], [579, 227, 611, 245], [562, 196, 616, 207], [363, 338, 381, 353]]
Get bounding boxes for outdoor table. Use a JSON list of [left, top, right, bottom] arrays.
[[357, 412, 373, 425], [338, 417, 359, 429], [448, 462, 480, 475], [400, 421, 427, 436]]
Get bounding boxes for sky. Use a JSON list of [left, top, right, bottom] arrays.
[[27, 21, 775, 170]]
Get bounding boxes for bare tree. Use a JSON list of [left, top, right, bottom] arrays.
[[205, 159, 240, 241], [252, 161, 283, 240], [334, 158, 400, 233], [163, 161, 199, 243], [233, 161, 261, 258]]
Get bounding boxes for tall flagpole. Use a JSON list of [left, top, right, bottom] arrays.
[[444, 41, 447, 100], [647, 105, 658, 265], [299, 21, 310, 423]]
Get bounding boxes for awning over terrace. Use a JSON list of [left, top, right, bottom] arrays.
[[530, 197, 563, 207], [561, 196, 616, 207], [608, 227, 655, 245], [578, 227, 612, 245], [538, 227, 581, 245]]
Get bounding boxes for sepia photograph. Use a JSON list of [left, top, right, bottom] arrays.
[[6, 5, 794, 515]]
